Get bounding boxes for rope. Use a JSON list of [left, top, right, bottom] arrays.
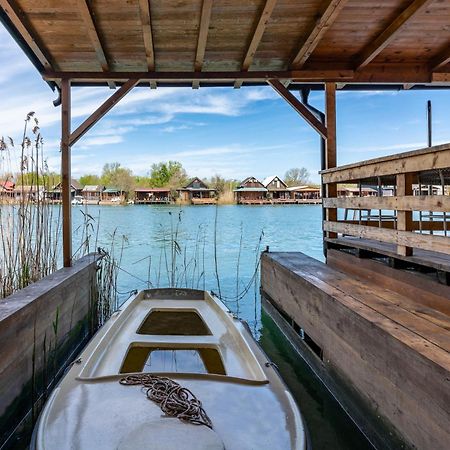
[[119, 374, 213, 429]]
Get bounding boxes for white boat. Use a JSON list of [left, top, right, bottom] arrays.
[[32, 289, 308, 450]]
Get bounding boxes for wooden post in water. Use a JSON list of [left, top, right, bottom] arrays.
[[61, 79, 72, 267], [325, 82, 337, 240]]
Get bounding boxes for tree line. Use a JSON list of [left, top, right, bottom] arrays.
[[9, 161, 314, 193]]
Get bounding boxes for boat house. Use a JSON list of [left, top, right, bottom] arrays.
[[101, 187, 125, 203], [46, 179, 82, 202], [234, 177, 268, 204], [262, 176, 290, 202], [82, 185, 104, 204], [287, 185, 321, 203], [177, 177, 216, 204], [134, 188, 171, 204], [1, 1, 449, 449]]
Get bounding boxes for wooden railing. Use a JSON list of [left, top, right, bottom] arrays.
[[320, 143, 450, 257]]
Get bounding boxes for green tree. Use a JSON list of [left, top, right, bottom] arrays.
[[149, 161, 188, 189], [79, 174, 100, 186], [100, 162, 135, 193], [284, 167, 311, 187]]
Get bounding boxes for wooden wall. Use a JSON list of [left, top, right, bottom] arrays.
[[261, 251, 450, 450], [0, 254, 100, 447]]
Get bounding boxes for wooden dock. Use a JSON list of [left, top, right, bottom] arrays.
[[261, 251, 450, 450]]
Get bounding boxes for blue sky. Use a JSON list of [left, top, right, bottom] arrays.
[[1, 25, 450, 184]]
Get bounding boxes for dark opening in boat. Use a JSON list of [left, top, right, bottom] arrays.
[[137, 310, 211, 336], [120, 346, 226, 375]]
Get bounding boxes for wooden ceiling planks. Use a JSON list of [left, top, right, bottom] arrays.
[[355, 0, 435, 70], [290, 0, 349, 69], [2, 0, 450, 86], [193, 0, 213, 88]]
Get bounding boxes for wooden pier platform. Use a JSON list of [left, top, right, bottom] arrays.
[[261, 251, 450, 450]]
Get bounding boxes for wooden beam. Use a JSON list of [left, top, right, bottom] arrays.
[[61, 79, 72, 268], [396, 173, 414, 256], [321, 144, 450, 184], [356, 0, 434, 70], [430, 45, 450, 72], [323, 195, 450, 213], [325, 82, 337, 239], [193, 0, 213, 89], [234, 0, 277, 88], [0, 0, 54, 71], [76, 0, 115, 89], [323, 221, 450, 255], [69, 79, 139, 146], [43, 69, 354, 83], [291, 0, 348, 69], [268, 79, 328, 138], [137, 0, 156, 89]]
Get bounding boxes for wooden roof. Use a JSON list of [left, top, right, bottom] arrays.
[[1, 0, 450, 88]]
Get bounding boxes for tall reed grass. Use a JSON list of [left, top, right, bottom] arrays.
[[0, 113, 61, 298]]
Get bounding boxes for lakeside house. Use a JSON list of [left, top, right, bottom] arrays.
[[337, 186, 378, 197], [177, 177, 216, 204], [12, 185, 45, 202], [101, 187, 126, 204], [234, 177, 269, 204], [82, 185, 104, 204], [262, 176, 290, 202], [134, 188, 171, 204], [0, 180, 15, 201], [288, 185, 321, 202], [46, 179, 83, 202]]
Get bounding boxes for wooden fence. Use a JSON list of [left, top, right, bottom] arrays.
[[320, 143, 450, 257]]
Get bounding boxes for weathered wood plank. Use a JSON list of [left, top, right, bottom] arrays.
[[291, 0, 348, 69], [193, 0, 213, 89], [323, 220, 450, 255], [326, 249, 450, 316], [326, 236, 450, 272], [138, 0, 155, 89], [355, 0, 435, 70], [234, 0, 277, 88], [321, 144, 450, 183], [0, 0, 55, 70], [261, 252, 450, 450], [323, 195, 450, 213]]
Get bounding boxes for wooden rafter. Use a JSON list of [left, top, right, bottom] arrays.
[[76, 0, 115, 89], [430, 45, 450, 72], [192, 0, 213, 89], [268, 79, 327, 139], [0, 0, 54, 71], [69, 79, 139, 146], [138, 0, 156, 88], [356, 0, 434, 70], [291, 0, 348, 69], [234, 0, 277, 89]]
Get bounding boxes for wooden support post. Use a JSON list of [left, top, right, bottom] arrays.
[[61, 78, 72, 267], [396, 173, 414, 256], [325, 82, 337, 239]]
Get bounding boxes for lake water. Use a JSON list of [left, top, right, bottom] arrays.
[[70, 204, 373, 450]]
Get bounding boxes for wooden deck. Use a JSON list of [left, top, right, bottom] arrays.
[[261, 251, 450, 450], [326, 236, 450, 276]]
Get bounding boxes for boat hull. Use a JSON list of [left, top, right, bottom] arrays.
[[33, 288, 306, 450]]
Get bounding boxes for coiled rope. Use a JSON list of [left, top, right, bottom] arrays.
[[119, 374, 212, 429]]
